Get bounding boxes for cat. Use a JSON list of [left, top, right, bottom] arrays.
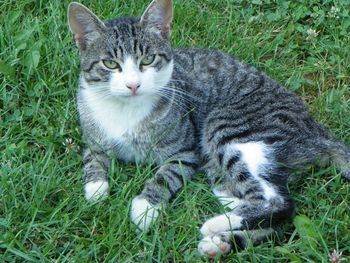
[[68, 0, 350, 258]]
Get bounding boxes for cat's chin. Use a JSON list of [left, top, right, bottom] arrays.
[[108, 93, 140, 100], [110, 92, 158, 100]]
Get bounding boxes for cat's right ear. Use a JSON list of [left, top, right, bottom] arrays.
[[68, 2, 106, 50], [140, 0, 173, 39]]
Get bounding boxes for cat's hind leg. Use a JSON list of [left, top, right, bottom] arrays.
[[198, 141, 294, 257], [198, 186, 293, 258]]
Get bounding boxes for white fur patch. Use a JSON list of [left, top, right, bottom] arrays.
[[198, 235, 231, 258], [213, 187, 243, 210], [80, 83, 156, 140], [200, 214, 243, 237], [131, 196, 159, 233], [228, 142, 277, 200], [84, 180, 109, 202]]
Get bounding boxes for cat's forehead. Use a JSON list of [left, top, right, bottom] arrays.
[[106, 17, 141, 37], [103, 17, 167, 58]]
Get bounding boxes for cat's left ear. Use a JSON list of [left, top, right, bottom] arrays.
[[140, 0, 173, 39], [68, 2, 106, 50]]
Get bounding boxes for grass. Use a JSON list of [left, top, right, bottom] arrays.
[[1, 0, 350, 262]]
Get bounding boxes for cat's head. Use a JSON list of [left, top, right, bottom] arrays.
[[68, 0, 173, 99]]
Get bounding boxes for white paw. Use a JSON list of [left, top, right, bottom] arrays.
[[200, 214, 243, 237], [84, 180, 109, 202], [131, 196, 159, 233], [198, 235, 231, 258]]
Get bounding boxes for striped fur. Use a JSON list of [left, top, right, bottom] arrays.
[[68, 0, 350, 258]]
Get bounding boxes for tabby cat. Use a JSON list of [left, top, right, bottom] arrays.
[[68, 0, 350, 258]]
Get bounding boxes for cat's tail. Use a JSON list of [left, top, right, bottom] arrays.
[[323, 139, 350, 180], [284, 137, 350, 180]]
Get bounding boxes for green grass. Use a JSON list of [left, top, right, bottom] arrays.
[[1, 0, 350, 262]]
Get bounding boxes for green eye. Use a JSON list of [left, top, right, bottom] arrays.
[[141, 55, 155, 66], [102, 60, 119, 69]]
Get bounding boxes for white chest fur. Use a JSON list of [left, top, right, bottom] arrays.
[[80, 87, 157, 162]]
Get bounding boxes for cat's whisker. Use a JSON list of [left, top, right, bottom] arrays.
[[154, 85, 197, 102], [156, 92, 186, 110], [155, 89, 193, 110], [160, 86, 202, 103]]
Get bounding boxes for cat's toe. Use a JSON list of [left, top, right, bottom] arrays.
[[198, 236, 231, 258], [84, 180, 109, 202], [131, 196, 159, 233]]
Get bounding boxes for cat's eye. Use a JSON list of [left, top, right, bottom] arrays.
[[102, 59, 120, 70], [140, 55, 155, 66]]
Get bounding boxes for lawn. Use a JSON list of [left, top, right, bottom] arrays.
[[1, 0, 350, 262]]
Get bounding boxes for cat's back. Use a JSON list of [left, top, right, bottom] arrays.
[[172, 47, 296, 109], [172, 47, 330, 147]]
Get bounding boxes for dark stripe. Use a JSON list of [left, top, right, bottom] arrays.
[[226, 155, 240, 171], [85, 77, 102, 82], [138, 43, 144, 55], [168, 160, 197, 169], [165, 178, 178, 195], [113, 47, 119, 58], [189, 112, 198, 136], [257, 74, 265, 89], [159, 169, 183, 196], [244, 186, 260, 197], [176, 144, 196, 154], [114, 47, 124, 59], [218, 152, 224, 165], [155, 174, 165, 185], [217, 124, 293, 146], [83, 153, 92, 165], [237, 171, 250, 182], [158, 53, 171, 62], [235, 72, 249, 88], [154, 60, 162, 70], [217, 129, 250, 146], [250, 195, 265, 201], [145, 45, 150, 55], [133, 39, 138, 53], [232, 233, 246, 250], [205, 96, 265, 125], [107, 50, 114, 58], [144, 191, 160, 205], [83, 60, 99, 72], [168, 169, 183, 184], [263, 134, 288, 144], [131, 25, 136, 36], [119, 46, 124, 59], [179, 160, 198, 169], [208, 123, 243, 142]]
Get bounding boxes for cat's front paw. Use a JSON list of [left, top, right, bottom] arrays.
[[84, 180, 109, 202], [131, 196, 159, 233]]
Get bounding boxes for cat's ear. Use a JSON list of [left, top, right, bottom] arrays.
[[140, 0, 173, 39], [68, 2, 106, 50]]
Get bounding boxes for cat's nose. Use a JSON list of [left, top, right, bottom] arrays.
[[126, 83, 140, 94]]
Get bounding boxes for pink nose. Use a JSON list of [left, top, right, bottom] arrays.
[[126, 83, 140, 94]]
